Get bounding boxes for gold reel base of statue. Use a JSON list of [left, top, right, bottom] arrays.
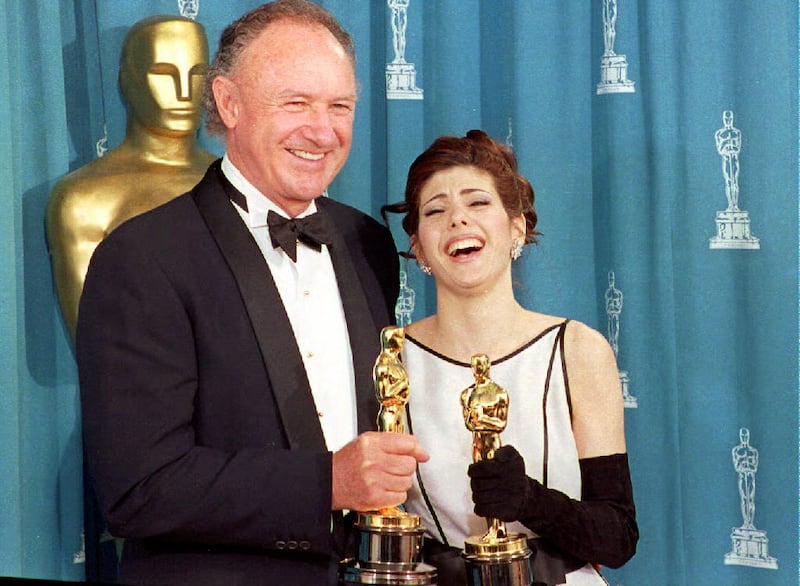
[[463, 532, 530, 560], [356, 509, 422, 531]]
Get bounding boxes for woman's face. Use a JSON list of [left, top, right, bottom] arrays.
[[412, 165, 525, 295]]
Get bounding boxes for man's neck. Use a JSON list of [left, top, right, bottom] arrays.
[[222, 154, 317, 219]]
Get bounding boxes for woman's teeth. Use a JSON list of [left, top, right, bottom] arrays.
[[447, 238, 483, 256]]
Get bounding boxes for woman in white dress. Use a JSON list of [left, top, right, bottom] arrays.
[[382, 130, 638, 585]]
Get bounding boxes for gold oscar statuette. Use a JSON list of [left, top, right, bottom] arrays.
[[339, 326, 436, 585], [460, 354, 534, 586]]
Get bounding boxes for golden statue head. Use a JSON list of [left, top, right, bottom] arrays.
[[471, 353, 490, 381], [379, 325, 405, 355], [119, 15, 209, 136]]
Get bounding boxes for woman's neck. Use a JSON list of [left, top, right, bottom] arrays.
[[420, 285, 531, 362]]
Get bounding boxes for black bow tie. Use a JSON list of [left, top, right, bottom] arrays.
[[267, 210, 332, 262]]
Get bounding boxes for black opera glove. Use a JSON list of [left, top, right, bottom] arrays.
[[468, 444, 531, 522], [468, 445, 639, 569]]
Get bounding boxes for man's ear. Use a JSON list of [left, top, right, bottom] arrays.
[[212, 76, 240, 129]]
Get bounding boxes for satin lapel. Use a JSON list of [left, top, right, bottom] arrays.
[[317, 199, 382, 434], [192, 163, 326, 450]]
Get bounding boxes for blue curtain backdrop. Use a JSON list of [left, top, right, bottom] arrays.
[[0, 1, 796, 584]]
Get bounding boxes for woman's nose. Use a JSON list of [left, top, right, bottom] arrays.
[[448, 206, 469, 228]]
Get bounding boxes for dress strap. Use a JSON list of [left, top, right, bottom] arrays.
[[541, 320, 569, 487]]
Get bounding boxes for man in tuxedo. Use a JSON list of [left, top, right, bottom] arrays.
[[76, 2, 427, 585]]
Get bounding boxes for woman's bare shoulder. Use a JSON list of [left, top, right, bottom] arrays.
[[563, 319, 616, 358]]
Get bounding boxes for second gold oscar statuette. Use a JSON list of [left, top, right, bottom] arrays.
[[460, 354, 534, 586]]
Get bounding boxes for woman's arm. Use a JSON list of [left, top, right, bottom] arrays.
[[467, 321, 638, 568], [565, 320, 627, 459]]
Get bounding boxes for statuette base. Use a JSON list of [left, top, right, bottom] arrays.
[[340, 561, 437, 585], [724, 527, 778, 569], [339, 511, 436, 584], [386, 62, 424, 100], [597, 54, 635, 94], [463, 533, 533, 586], [709, 210, 760, 249]]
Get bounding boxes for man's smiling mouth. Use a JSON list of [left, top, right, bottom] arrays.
[[289, 149, 324, 161]]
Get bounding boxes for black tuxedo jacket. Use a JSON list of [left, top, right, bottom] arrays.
[[76, 162, 399, 585]]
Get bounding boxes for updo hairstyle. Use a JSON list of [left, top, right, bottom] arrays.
[[382, 129, 539, 250]]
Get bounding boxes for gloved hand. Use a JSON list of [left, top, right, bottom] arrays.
[[467, 444, 529, 521], [472, 447, 639, 570]]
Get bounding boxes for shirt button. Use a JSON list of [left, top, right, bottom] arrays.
[[303, 290, 311, 296], [317, 411, 324, 418], [307, 351, 314, 358]]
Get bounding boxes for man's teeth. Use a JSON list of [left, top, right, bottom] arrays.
[[447, 238, 483, 256], [291, 149, 324, 161]]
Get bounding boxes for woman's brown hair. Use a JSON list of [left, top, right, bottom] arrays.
[[382, 129, 539, 253]]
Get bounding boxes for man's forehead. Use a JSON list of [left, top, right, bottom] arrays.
[[234, 24, 356, 96], [241, 20, 351, 68]]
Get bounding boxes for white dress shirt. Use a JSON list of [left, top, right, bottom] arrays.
[[221, 155, 357, 453]]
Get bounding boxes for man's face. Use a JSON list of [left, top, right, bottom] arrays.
[[215, 21, 357, 217], [123, 20, 209, 135]]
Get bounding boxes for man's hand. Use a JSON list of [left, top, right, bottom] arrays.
[[332, 431, 429, 511]]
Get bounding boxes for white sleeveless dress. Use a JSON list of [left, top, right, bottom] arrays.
[[402, 321, 607, 586]]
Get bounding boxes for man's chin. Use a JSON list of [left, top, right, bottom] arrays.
[[291, 179, 334, 199]]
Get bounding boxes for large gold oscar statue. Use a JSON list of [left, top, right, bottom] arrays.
[[460, 354, 533, 586], [46, 15, 215, 341]]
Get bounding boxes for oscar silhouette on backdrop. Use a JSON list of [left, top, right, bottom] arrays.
[[46, 14, 214, 341]]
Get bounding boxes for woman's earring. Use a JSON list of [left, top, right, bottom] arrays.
[[418, 259, 432, 275], [510, 240, 523, 261]]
